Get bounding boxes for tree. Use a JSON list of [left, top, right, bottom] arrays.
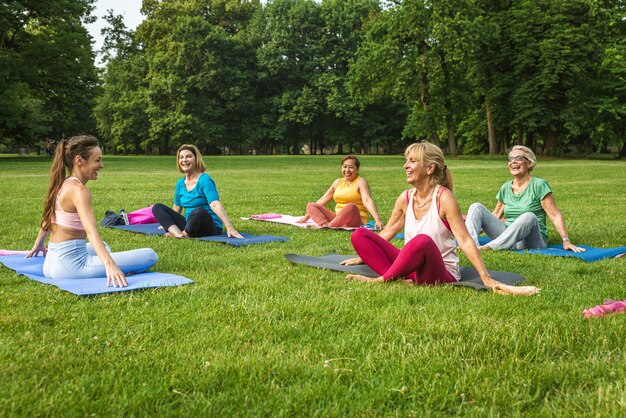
[[94, 11, 150, 154], [349, 0, 477, 155], [0, 0, 99, 146], [251, 0, 327, 154], [137, 0, 259, 154], [508, 0, 600, 154]]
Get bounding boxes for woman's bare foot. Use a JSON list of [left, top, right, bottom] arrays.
[[164, 231, 187, 238], [346, 274, 384, 283], [165, 225, 187, 238]]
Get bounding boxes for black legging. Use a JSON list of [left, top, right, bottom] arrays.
[[152, 203, 222, 237]]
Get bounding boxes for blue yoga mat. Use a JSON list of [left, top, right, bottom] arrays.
[[0, 255, 193, 296], [110, 223, 289, 246], [476, 236, 626, 262], [389, 234, 623, 261]]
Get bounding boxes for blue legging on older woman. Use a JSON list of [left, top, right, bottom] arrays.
[[465, 203, 546, 250]]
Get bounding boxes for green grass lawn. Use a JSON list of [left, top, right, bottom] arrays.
[[0, 154, 624, 416]]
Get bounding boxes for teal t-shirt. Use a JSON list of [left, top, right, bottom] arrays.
[[496, 177, 552, 242], [174, 173, 223, 230]]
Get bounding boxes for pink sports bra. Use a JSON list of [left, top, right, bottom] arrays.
[[54, 177, 85, 231]]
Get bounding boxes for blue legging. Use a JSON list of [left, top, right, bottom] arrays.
[[43, 239, 158, 280], [465, 203, 547, 250]]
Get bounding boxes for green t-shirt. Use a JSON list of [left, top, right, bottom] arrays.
[[496, 177, 552, 243]]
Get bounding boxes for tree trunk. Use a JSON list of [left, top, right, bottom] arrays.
[[525, 131, 534, 150], [292, 126, 299, 155], [619, 137, 626, 159], [159, 137, 167, 155], [486, 98, 499, 154], [543, 129, 559, 155], [430, 131, 441, 145], [501, 127, 510, 154], [439, 51, 456, 156], [419, 42, 440, 148], [446, 119, 456, 156], [516, 125, 523, 145]]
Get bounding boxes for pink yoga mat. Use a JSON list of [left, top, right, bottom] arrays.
[[0, 250, 30, 256], [243, 214, 373, 230]]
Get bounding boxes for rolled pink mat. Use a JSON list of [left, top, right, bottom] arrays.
[[582, 299, 626, 318]]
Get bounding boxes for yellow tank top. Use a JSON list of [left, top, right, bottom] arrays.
[[333, 177, 368, 224]]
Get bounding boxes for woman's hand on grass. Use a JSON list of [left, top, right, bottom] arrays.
[[492, 283, 541, 296], [482, 274, 540, 296], [340, 257, 363, 266]]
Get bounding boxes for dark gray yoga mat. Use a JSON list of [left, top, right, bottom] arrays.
[[284, 253, 526, 291]]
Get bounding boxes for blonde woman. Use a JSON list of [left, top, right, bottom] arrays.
[[343, 142, 538, 296], [152, 144, 242, 238]]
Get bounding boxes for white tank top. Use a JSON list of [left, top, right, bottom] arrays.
[[404, 185, 460, 281]]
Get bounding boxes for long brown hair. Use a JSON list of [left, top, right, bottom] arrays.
[[404, 141, 454, 192], [41, 135, 99, 231]]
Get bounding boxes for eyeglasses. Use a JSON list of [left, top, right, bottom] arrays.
[[508, 155, 528, 162]]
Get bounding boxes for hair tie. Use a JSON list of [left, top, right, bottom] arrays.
[[443, 164, 447, 172]]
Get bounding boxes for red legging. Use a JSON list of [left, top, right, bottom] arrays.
[[350, 228, 457, 285], [306, 202, 362, 228]]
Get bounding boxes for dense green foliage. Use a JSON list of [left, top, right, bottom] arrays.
[[2, 0, 626, 156], [0, 154, 624, 415], [0, 0, 99, 148]]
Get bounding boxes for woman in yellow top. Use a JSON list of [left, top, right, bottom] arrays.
[[298, 155, 384, 229]]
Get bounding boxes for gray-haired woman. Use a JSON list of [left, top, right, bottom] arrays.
[[465, 145, 584, 252]]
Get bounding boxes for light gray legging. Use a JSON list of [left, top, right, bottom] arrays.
[[43, 239, 158, 280], [465, 203, 547, 250]]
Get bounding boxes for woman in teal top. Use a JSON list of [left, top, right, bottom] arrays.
[[152, 144, 242, 238], [465, 145, 584, 251]]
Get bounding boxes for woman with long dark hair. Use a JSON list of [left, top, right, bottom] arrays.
[[27, 135, 158, 287]]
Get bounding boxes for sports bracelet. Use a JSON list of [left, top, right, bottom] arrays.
[[562, 237, 570, 242]]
